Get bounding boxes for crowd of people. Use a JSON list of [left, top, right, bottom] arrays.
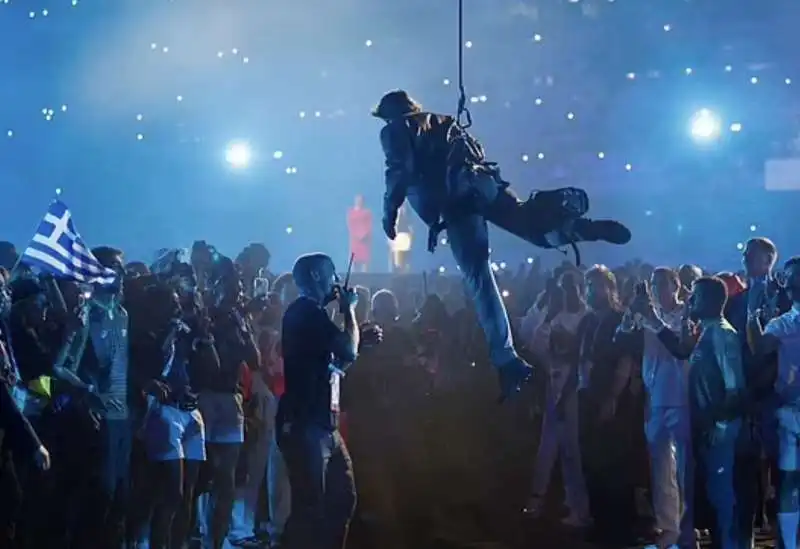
[[0, 234, 798, 549]]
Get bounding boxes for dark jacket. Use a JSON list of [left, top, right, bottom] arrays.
[[379, 112, 461, 230], [661, 318, 746, 436]]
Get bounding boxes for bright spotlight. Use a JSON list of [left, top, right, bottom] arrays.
[[225, 141, 252, 168], [690, 109, 721, 141]]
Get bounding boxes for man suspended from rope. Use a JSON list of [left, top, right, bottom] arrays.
[[372, 90, 631, 401]]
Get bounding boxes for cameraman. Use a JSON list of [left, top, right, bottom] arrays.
[[277, 253, 359, 549]]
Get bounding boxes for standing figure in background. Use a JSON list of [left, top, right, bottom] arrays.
[[727, 237, 788, 545], [347, 195, 373, 273], [524, 274, 591, 528], [747, 256, 800, 549], [389, 205, 413, 274]]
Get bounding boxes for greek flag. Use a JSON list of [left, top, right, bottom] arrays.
[[21, 200, 117, 285]]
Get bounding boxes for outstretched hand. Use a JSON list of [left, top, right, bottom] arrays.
[[629, 286, 655, 323], [382, 216, 397, 241]]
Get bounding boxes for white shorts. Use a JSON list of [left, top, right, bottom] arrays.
[[198, 391, 244, 444], [143, 404, 206, 461]]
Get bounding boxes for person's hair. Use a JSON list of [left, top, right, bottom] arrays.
[[143, 281, 180, 326], [91, 246, 123, 269], [652, 266, 680, 289], [694, 276, 728, 316], [585, 264, 621, 309], [783, 257, 800, 297], [291, 253, 333, 293], [678, 264, 702, 281], [784, 256, 800, 272], [371, 289, 399, 320], [746, 237, 778, 261]]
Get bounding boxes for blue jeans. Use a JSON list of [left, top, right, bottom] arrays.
[[446, 212, 517, 366], [697, 420, 741, 549], [645, 405, 695, 547]]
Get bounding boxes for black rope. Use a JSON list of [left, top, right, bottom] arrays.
[[456, 0, 472, 128]]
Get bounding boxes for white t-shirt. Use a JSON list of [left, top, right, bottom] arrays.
[[765, 305, 800, 406]]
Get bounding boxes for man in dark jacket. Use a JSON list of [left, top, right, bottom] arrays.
[[725, 237, 789, 544], [373, 89, 631, 399]]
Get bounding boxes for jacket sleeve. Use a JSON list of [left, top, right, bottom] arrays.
[[657, 328, 691, 360], [379, 120, 415, 225]]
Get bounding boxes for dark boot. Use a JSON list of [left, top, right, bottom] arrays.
[[529, 187, 589, 218], [571, 218, 631, 245]]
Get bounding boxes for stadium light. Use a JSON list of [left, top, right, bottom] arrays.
[[225, 141, 252, 169], [689, 109, 721, 142]]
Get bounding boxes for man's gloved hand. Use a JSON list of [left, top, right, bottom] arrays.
[[382, 215, 397, 241], [427, 230, 437, 253]]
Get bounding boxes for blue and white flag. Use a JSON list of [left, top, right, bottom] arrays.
[[21, 200, 117, 285]]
